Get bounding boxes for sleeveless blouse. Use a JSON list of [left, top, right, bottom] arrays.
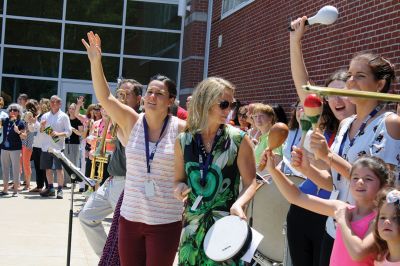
[[120, 113, 183, 225], [177, 125, 246, 266], [330, 112, 400, 203]]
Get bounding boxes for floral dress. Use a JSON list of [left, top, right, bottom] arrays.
[[178, 125, 245, 266]]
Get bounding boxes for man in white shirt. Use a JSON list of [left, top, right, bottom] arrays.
[[39, 95, 72, 199]]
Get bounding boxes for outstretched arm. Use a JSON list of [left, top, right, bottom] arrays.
[[265, 149, 342, 217], [290, 16, 310, 104], [81, 31, 139, 141]]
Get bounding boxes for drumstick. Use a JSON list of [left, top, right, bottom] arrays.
[[303, 85, 400, 102], [258, 123, 289, 171]]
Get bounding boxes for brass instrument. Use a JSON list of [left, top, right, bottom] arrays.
[[89, 88, 125, 184], [89, 117, 112, 183], [303, 85, 400, 102]]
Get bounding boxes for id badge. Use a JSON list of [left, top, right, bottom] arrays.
[[144, 180, 155, 197], [4, 140, 10, 148], [191, 195, 203, 211]]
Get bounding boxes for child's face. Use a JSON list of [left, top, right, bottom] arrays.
[[350, 166, 381, 202], [377, 202, 400, 242]]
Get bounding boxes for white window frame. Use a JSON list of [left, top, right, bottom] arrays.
[[221, 0, 255, 20]]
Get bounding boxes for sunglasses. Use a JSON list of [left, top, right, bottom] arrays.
[[218, 100, 237, 110], [238, 113, 247, 119], [9, 109, 19, 112]]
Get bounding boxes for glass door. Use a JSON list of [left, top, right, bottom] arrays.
[[61, 81, 96, 113]]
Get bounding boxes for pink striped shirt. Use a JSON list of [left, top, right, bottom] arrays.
[[121, 113, 183, 225]]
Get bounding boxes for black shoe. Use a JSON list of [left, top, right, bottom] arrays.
[[40, 188, 55, 197], [78, 188, 85, 193], [56, 190, 63, 199]]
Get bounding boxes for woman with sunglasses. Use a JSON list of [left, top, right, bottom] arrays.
[[237, 105, 251, 131], [0, 104, 25, 197], [174, 77, 257, 265], [83, 31, 186, 266]]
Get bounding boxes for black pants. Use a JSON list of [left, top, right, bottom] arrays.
[[286, 204, 330, 266], [319, 230, 334, 266], [32, 147, 48, 189]]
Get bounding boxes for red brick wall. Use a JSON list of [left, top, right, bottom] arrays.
[[207, 0, 400, 112], [179, 0, 209, 104]]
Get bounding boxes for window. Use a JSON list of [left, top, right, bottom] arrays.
[[221, 0, 255, 18], [1, 77, 58, 106], [62, 53, 119, 80], [7, 0, 63, 19], [64, 24, 121, 53], [122, 58, 178, 85], [124, 30, 180, 58], [126, 1, 181, 30], [3, 48, 59, 78], [66, 0, 123, 25], [5, 19, 61, 48]]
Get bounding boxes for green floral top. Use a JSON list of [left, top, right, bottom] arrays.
[[178, 125, 245, 266]]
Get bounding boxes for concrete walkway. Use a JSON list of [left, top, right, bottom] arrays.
[[0, 183, 103, 266]]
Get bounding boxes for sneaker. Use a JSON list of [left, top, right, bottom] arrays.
[[40, 188, 56, 197], [29, 187, 42, 193], [56, 190, 63, 199], [12, 192, 18, 197]]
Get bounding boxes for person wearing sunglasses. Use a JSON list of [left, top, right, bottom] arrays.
[[83, 31, 187, 265], [0, 103, 25, 197], [237, 105, 251, 131], [174, 77, 257, 265]]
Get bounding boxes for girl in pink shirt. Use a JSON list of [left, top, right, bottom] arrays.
[[374, 188, 400, 266], [264, 154, 393, 265]]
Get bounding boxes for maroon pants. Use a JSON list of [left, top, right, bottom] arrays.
[[118, 216, 181, 266]]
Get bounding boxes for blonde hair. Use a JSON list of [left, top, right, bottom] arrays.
[[253, 103, 276, 124], [0, 97, 4, 109], [187, 77, 235, 134]]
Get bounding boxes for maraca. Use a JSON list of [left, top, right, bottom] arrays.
[[303, 94, 323, 131], [289, 5, 339, 31], [258, 122, 289, 171]]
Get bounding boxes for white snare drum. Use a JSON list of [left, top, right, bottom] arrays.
[[249, 175, 304, 264], [203, 215, 252, 262]]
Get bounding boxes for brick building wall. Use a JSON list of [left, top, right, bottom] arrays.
[[206, 0, 400, 112], [179, 0, 209, 104]]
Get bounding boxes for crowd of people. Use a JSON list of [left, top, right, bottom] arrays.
[[1, 14, 400, 266]]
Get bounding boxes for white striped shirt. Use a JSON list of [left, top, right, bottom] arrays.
[[121, 113, 183, 225]]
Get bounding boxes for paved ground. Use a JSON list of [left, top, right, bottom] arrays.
[[0, 182, 103, 266]]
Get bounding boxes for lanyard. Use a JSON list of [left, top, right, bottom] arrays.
[[336, 104, 383, 180], [196, 126, 224, 186], [143, 115, 170, 174]]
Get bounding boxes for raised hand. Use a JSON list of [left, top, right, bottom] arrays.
[[81, 31, 102, 63], [290, 16, 307, 43], [77, 96, 85, 106], [290, 146, 310, 174], [309, 129, 330, 161]]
